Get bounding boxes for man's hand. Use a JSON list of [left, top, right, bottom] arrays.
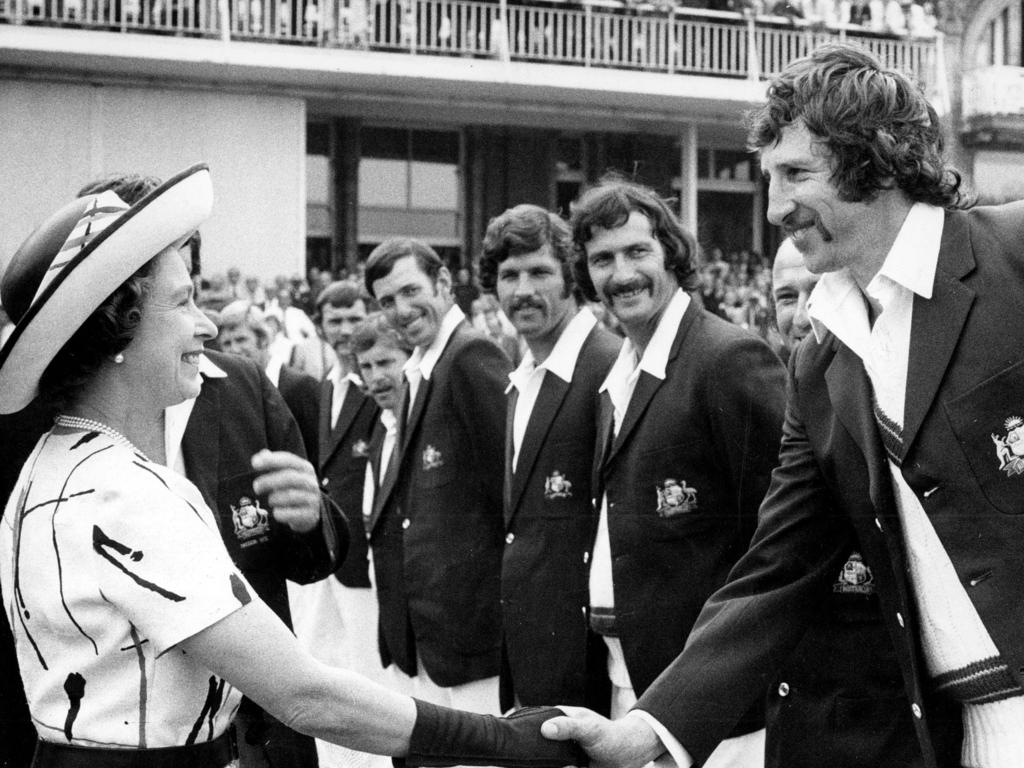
[[251, 450, 321, 533], [541, 708, 664, 768]]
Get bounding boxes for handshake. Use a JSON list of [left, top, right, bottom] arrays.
[[402, 701, 662, 768]]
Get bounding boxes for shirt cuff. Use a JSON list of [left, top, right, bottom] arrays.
[[629, 710, 694, 768]]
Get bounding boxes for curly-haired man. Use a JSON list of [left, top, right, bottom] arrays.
[[544, 42, 1024, 768]]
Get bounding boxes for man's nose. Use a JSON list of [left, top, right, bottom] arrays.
[[765, 177, 794, 227]]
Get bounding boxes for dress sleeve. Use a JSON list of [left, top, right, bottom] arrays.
[[90, 460, 253, 653]]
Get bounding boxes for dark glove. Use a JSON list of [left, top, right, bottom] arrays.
[[398, 699, 588, 768]]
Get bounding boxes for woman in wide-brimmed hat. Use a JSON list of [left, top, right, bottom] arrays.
[[0, 163, 580, 768]]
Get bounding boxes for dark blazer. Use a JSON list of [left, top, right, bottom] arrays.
[[370, 320, 512, 687], [595, 298, 785, 707], [765, 545, 918, 768], [500, 320, 620, 712], [182, 350, 346, 628], [638, 203, 1024, 767], [318, 376, 379, 588], [277, 364, 322, 467]]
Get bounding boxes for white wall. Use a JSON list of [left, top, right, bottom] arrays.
[[0, 79, 306, 284], [973, 150, 1024, 203]]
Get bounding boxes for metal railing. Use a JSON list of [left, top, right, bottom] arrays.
[[1, 0, 938, 85]]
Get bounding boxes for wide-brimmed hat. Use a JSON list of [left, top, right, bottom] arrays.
[[0, 162, 213, 414]]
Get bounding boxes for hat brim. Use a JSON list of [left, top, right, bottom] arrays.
[[0, 163, 213, 414]]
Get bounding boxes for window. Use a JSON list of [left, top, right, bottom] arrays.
[[358, 127, 462, 249]]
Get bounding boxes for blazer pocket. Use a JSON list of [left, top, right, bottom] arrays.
[[635, 443, 715, 535], [945, 359, 1024, 515], [415, 437, 456, 489]]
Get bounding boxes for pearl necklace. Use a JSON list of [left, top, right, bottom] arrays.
[[54, 415, 147, 458]]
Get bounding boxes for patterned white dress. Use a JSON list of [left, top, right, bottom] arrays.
[[0, 427, 251, 749]]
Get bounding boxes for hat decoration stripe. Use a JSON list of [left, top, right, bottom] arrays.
[[32, 192, 129, 308]]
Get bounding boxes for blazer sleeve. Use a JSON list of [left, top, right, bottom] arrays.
[[449, 336, 513, 511], [260, 365, 349, 585], [635, 366, 856, 764], [706, 331, 788, 542]]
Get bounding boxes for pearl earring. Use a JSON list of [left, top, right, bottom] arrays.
[[113, 353, 125, 364]]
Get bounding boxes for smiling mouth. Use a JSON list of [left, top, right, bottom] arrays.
[[612, 286, 647, 302]]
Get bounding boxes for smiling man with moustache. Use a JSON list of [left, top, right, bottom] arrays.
[[479, 204, 621, 714], [365, 239, 511, 714], [567, 178, 786, 768]]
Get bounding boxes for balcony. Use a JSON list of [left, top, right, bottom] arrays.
[[962, 66, 1024, 149], [1, 0, 939, 86]]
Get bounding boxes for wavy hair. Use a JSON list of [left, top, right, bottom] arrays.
[[569, 177, 699, 302], [747, 43, 965, 207], [478, 204, 578, 302], [39, 263, 156, 410]]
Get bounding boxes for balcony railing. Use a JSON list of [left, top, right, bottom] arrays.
[[962, 66, 1024, 120], [1, 0, 938, 85]]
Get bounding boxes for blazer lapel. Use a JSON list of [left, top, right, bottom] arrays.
[[901, 224, 976, 458], [824, 341, 891, 511], [364, 421, 387, 535], [508, 373, 570, 524], [504, 390, 516, 524], [606, 300, 697, 465], [317, 379, 333, 469], [181, 381, 221, 516], [322, 384, 364, 469], [592, 391, 615, 499], [401, 377, 431, 457]]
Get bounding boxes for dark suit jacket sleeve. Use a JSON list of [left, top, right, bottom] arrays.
[[449, 336, 513, 510], [259, 364, 348, 584], [706, 331, 788, 541], [635, 363, 857, 764]]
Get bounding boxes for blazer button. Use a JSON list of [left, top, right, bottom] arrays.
[[402, 518, 410, 530], [505, 532, 515, 544], [777, 682, 790, 697], [911, 703, 922, 719], [896, 612, 905, 628], [321, 477, 329, 487], [583, 551, 590, 564]]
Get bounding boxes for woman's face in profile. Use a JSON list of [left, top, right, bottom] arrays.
[[122, 246, 217, 409]]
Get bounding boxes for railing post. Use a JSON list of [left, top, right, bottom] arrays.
[[745, 12, 758, 81], [584, 3, 591, 68]]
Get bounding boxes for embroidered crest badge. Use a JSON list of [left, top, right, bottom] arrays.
[[352, 439, 370, 458], [656, 478, 697, 517], [544, 470, 573, 500], [991, 416, 1024, 477], [422, 445, 444, 471], [232, 495, 270, 542], [833, 551, 875, 595]]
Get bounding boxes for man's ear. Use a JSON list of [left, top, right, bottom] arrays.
[[435, 266, 453, 295]]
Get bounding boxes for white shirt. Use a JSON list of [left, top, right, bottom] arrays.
[[327, 366, 363, 430], [164, 353, 228, 476], [809, 202, 1024, 767], [404, 304, 465, 414], [506, 307, 597, 473], [362, 409, 398, 525]]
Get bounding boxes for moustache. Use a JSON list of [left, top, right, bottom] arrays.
[[510, 296, 545, 313], [607, 278, 649, 297], [783, 209, 834, 243]]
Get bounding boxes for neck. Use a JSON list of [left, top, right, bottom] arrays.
[[527, 306, 577, 366], [848, 191, 916, 290], [623, 303, 670, 359], [71, 380, 167, 465]]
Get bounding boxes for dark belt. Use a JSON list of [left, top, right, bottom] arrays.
[[589, 606, 619, 637], [32, 729, 235, 768]]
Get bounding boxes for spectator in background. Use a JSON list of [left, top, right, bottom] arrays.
[[453, 266, 481, 317], [217, 301, 321, 464], [883, 0, 905, 32], [227, 265, 246, 299], [275, 287, 317, 342], [847, 0, 871, 24], [244, 274, 268, 308], [201, 271, 235, 311]]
